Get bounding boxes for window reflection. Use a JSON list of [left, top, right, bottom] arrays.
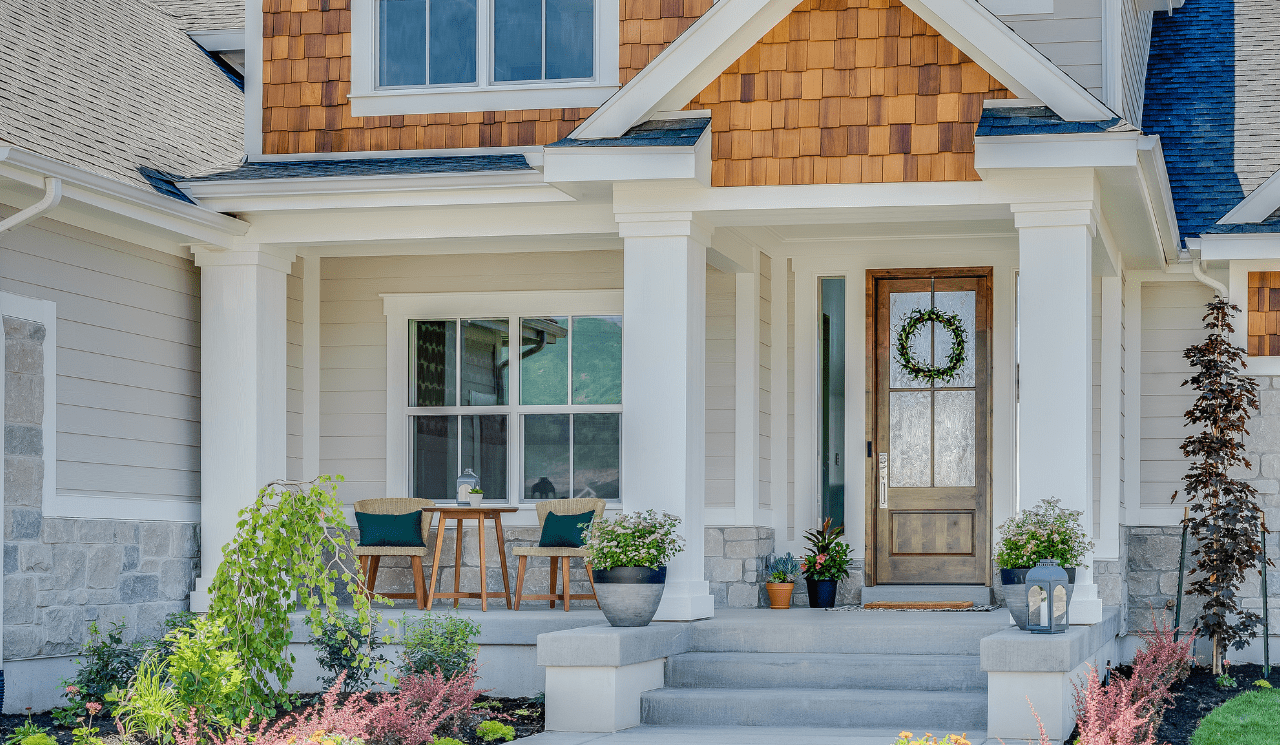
[[521, 317, 569, 405]]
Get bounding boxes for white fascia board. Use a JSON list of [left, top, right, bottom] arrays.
[[571, 0, 801, 139], [245, 0, 263, 158], [975, 132, 1140, 171], [1137, 135, 1180, 265], [0, 147, 247, 249], [188, 28, 245, 52], [251, 145, 545, 163], [1219, 168, 1280, 224], [543, 129, 710, 185], [180, 170, 575, 212], [979, 0, 1053, 13], [899, 0, 1115, 122], [1199, 233, 1280, 261], [613, 179, 1012, 215]]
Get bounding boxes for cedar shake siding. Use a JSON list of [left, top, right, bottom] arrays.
[[684, 0, 1012, 186], [261, 0, 711, 154]]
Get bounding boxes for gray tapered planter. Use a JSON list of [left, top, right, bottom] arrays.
[[592, 566, 667, 627]]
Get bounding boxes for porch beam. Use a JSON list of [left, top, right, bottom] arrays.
[[1012, 203, 1105, 625], [189, 243, 294, 611], [617, 212, 715, 621]]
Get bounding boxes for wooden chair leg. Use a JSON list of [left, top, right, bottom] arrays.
[[514, 555, 528, 611], [410, 556, 426, 610], [427, 514, 447, 609], [453, 518, 463, 609], [585, 560, 601, 609], [367, 556, 381, 597], [561, 556, 571, 612], [549, 556, 558, 609]]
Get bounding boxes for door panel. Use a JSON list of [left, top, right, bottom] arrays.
[[867, 269, 992, 586]]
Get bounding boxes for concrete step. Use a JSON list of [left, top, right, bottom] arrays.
[[641, 687, 988, 729], [666, 652, 987, 692], [860, 584, 993, 606], [687, 609, 1010, 655]]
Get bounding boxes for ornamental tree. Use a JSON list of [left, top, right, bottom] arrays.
[[1174, 297, 1269, 674]]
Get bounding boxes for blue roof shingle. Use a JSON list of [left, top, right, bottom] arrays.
[[975, 106, 1122, 137], [181, 153, 534, 182], [547, 117, 711, 148]]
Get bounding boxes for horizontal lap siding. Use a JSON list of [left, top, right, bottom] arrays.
[[320, 252, 623, 504], [706, 266, 735, 510], [684, 0, 1012, 186], [995, 0, 1103, 100], [1141, 282, 1213, 507], [0, 218, 201, 508]]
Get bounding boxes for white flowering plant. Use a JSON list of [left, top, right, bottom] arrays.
[[582, 509, 686, 571], [995, 497, 1094, 569]]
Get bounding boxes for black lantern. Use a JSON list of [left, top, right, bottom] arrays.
[[1025, 559, 1069, 633]]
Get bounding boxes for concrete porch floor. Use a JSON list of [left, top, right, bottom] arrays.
[[519, 726, 997, 745]]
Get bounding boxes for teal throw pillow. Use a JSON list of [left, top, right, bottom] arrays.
[[355, 511, 424, 547], [538, 510, 595, 548]]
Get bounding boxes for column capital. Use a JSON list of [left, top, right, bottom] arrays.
[[614, 211, 711, 246], [190, 243, 296, 273], [1008, 201, 1100, 232]]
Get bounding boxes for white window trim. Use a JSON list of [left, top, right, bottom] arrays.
[[383, 290, 624, 515], [350, 0, 620, 117]]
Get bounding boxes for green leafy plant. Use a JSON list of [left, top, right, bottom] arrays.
[[582, 509, 685, 570], [206, 475, 384, 715], [1174, 298, 1270, 675], [5, 711, 50, 745], [1216, 673, 1238, 689], [994, 497, 1094, 570], [70, 702, 105, 745], [469, 487, 484, 494], [433, 739, 466, 745], [1255, 679, 1273, 688], [765, 553, 801, 583], [18, 735, 57, 745], [401, 613, 481, 681], [167, 617, 253, 731], [316, 610, 387, 692], [60, 619, 150, 717], [801, 518, 851, 580], [475, 721, 516, 743], [108, 657, 182, 744]]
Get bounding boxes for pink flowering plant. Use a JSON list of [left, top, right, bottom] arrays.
[[995, 497, 1094, 569], [582, 510, 685, 570]]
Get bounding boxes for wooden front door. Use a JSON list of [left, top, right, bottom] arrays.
[[866, 268, 992, 586]]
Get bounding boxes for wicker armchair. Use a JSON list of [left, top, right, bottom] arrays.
[[512, 498, 605, 611], [353, 497, 435, 609]]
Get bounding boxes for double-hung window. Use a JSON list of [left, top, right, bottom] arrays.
[[389, 293, 623, 505]]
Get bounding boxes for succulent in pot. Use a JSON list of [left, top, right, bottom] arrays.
[[801, 519, 851, 608], [995, 497, 1094, 629], [764, 553, 801, 609], [466, 486, 484, 507], [582, 509, 686, 627]]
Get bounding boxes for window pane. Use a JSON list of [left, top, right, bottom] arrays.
[[520, 317, 568, 404], [413, 320, 456, 407], [379, 0, 427, 86], [524, 414, 569, 499], [412, 415, 458, 501], [571, 316, 621, 404], [545, 0, 593, 80], [493, 0, 543, 81], [461, 319, 509, 406], [461, 415, 507, 500], [429, 0, 477, 84], [573, 413, 619, 499]]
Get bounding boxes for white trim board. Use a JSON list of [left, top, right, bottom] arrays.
[[1218, 169, 1280, 225]]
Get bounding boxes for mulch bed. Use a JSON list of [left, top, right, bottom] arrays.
[[0, 695, 544, 745]]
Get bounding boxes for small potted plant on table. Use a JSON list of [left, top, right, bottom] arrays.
[[802, 518, 850, 608], [996, 497, 1094, 629], [764, 553, 800, 609], [583, 509, 686, 627]]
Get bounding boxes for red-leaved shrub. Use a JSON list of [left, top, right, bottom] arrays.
[[175, 674, 378, 745], [366, 670, 482, 745]]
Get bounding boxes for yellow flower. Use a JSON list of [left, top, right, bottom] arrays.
[[899, 734, 912, 740]]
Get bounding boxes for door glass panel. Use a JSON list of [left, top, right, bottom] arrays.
[[889, 391, 931, 487], [932, 291, 976, 387], [571, 316, 622, 404], [520, 317, 569, 405], [412, 320, 456, 407], [461, 415, 507, 499], [820, 278, 845, 530], [461, 319, 509, 406], [573, 413, 620, 500], [524, 414, 570, 499], [889, 292, 932, 389], [933, 390, 976, 487], [412, 415, 458, 501]]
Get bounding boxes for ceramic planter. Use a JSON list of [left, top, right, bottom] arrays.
[[466, 491, 484, 507], [765, 582, 795, 609], [1001, 566, 1076, 630], [805, 577, 839, 608], [592, 566, 667, 627]]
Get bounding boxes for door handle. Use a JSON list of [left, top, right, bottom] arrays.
[[878, 453, 888, 508]]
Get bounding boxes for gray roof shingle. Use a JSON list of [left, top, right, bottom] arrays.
[[0, 0, 244, 195], [548, 117, 711, 147], [148, 0, 245, 32]]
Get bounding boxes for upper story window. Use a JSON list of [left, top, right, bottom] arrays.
[[352, 0, 618, 116]]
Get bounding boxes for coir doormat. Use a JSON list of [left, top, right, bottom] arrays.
[[828, 603, 1003, 612]]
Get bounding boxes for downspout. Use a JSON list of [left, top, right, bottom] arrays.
[[0, 177, 63, 234], [1191, 258, 1227, 297]]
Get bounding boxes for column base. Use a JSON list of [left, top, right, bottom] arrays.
[[654, 580, 715, 621], [1068, 583, 1103, 625], [189, 578, 212, 613]]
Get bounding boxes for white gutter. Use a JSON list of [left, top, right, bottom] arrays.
[[0, 176, 61, 234], [1191, 259, 1227, 297]]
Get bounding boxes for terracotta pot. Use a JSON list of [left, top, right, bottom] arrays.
[[765, 582, 795, 609]]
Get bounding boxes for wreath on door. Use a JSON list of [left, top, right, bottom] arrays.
[[895, 307, 967, 383]]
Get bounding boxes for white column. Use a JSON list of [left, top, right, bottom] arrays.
[[189, 244, 293, 611], [1098, 275, 1123, 561], [1013, 205, 1104, 624], [735, 264, 761, 527], [618, 214, 715, 621]]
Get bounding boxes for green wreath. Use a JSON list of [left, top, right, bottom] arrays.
[[896, 307, 967, 383]]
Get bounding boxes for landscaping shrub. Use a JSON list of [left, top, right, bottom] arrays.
[[1189, 687, 1280, 745], [475, 721, 515, 743], [109, 657, 182, 744], [175, 675, 378, 745], [59, 620, 150, 719], [166, 617, 254, 732], [316, 611, 386, 692], [365, 671, 483, 745], [400, 614, 480, 681], [17, 735, 57, 745]]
